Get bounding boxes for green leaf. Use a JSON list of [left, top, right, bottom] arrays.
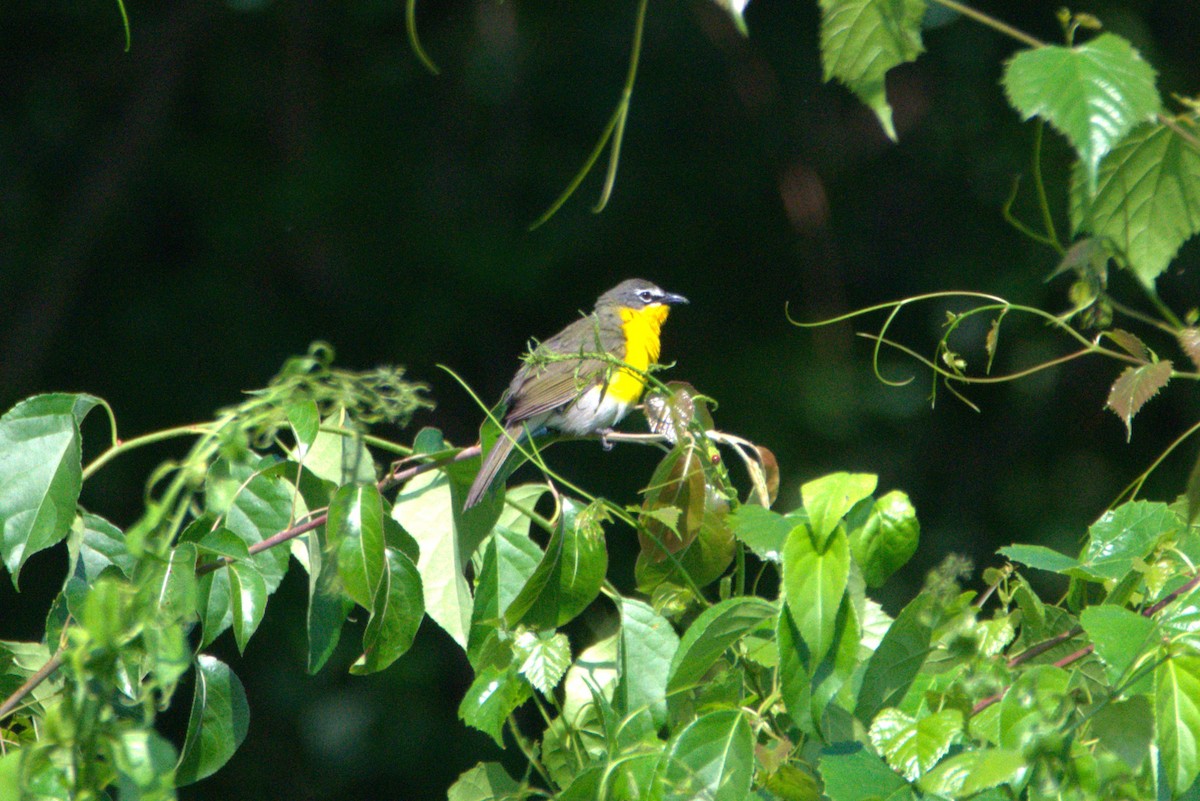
[[149, 542, 198, 625], [783, 523, 851, 666], [1078, 500, 1177, 580], [997, 543, 1081, 574], [75, 512, 137, 581], [467, 527, 542, 670], [999, 664, 1070, 751], [286, 399, 321, 448], [916, 747, 1026, 798], [562, 633, 619, 727], [1003, 33, 1160, 194], [1080, 604, 1155, 685], [812, 596, 862, 727], [618, 597, 680, 727], [1070, 121, 1200, 287], [294, 406, 377, 485], [505, 501, 608, 630], [392, 469, 472, 648], [727, 504, 793, 562], [192, 526, 251, 561], [176, 655, 250, 785], [447, 762, 520, 801], [228, 561, 267, 654], [855, 594, 933, 724], [111, 727, 178, 799], [305, 523, 353, 674], [777, 603, 814, 734], [513, 629, 571, 695], [666, 596, 776, 702], [849, 489, 919, 587], [818, 0, 925, 141], [868, 707, 963, 782], [0, 393, 100, 587], [1107, 361, 1172, 440], [205, 455, 293, 592], [351, 547, 424, 674], [1090, 695, 1153, 768], [458, 664, 531, 747], [1156, 653, 1200, 795], [663, 709, 754, 801], [819, 743, 906, 801], [801, 472, 876, 547], [326, 483, 386, 608], [0, 751, 19, 801]]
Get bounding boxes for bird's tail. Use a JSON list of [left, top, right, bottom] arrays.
[[463, 425, 522, 509]]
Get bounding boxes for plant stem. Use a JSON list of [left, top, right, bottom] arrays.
[[0, 651, 64, 722], [929, 0, 1045, 48], [81, 422, 213, 481]]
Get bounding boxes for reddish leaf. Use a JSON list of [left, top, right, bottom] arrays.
[[1106, 360, 1172, 440], [1103, 329, 1150, 362], [1178, 328, 1200, 372]]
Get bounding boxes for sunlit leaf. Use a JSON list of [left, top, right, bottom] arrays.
[[662, 709, 754, 801], [1090, 696, 1153, 769], [0, 393, 100, 587], [999, 665, 1069, 751], [818, 0, 926, 141], [1106, 360, 1172, 440], [1003, 33, 1160, 193], [1070, 121, 1200, 287], [997, 543, 1080, 574], [111, 728, 178, 798], [855, 593, 933, 724], [1080, 604, 1155, 685], [782, 523, 850, 665], [305, 524, 353, 674], [818, 743, 906, 801], [75, 513, 137, 581], [916, 747, 1025, 798], [286, 399, 320, 449], [666, 597, 776, 707], [505, 501, 608, 630], [447, 762, 520, 801], [205, 455, 293, 593], [1078, 500, 1177, 580], [801, 472, 876, 547], [513, 629, 571, 695], [467, 527, 542, 670], [1156, 653, 1200, 796], [327, 483, 386, 609], [458, 664, 531, 748], [393, 469, 472, 648], [351, 547, 424, 674], [869, 707, 963, 782], [728, 504, 793, 563], [848, 489, 919, 587], [618, 597, 679, 727], [176, 655, 250, 785], [228, 561, 267, 654]]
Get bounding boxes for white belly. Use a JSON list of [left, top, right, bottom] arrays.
[[544, 384, 633, 436]]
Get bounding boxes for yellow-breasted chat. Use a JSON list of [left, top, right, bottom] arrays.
[[463, 278, 688, 509]]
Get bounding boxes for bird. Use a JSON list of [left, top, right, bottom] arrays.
[[463, 278, 689, 509]]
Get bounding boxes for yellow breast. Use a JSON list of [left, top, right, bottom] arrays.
[[609, 305, 670, 403]]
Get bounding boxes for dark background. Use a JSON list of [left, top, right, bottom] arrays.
[[3, 1, 1199, 798]]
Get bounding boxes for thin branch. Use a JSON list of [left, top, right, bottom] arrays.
[[928, 0, 1045, 48], [0, 652, 64, 723]]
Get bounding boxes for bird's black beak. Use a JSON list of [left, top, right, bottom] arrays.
[[661, 290, 689, 305]]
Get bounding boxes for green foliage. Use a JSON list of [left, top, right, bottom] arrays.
[[5, 2, 1200, 800]]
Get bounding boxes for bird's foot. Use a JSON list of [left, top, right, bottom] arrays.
[[599, 429, 615, 451]]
